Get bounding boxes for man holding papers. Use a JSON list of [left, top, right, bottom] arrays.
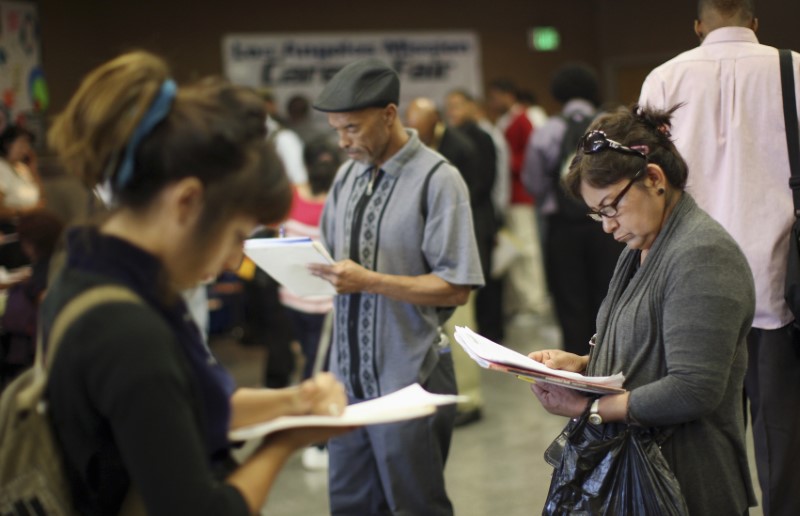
[[309, 58, 484, 516]]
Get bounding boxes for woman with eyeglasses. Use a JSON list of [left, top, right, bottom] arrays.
[[41, 51, 349, 515], [529, 104, 756, 515]]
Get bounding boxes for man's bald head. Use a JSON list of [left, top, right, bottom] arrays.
[[405, 98, 441, 146], [696, 0, 757, 41]]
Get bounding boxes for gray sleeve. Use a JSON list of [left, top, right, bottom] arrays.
[[628, 236, 755, 426], [422, 164, 485, 288]]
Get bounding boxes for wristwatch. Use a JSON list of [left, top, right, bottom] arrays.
[[588, 398, 603, 425]]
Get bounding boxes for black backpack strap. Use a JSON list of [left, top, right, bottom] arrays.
[[331, 160, 357, 206], [420, 160, 447, 222], [779, 49, 800, 216]]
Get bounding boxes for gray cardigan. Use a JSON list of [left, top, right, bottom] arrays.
[[587, 194, 756, 515]]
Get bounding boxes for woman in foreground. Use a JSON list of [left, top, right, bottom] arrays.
[[44, 51, 347, 515]]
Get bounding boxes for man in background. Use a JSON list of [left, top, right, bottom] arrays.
[[487, 79, 549, 321], [639, 1, 800, 513], [405, 96, 496, 425], [444, 90, 503, 344], [522, 63, 622, 356]]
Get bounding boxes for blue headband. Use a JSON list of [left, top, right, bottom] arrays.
[[114, 79, 177, 191]]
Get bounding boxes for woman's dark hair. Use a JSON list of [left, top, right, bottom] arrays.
[[17, 209, 64, 261], [0, 125, 34, 158], [48, 51, 292, 245], [564, 104, 689, 199], [303, 138, 341, 196]]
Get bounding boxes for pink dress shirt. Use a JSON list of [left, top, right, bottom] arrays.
[[640, 27, 800, 329]]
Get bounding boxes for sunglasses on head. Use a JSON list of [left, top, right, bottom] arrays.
[[580, 130, 649, 160]]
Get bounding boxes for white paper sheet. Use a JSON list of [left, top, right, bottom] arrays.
[[244, 237, 336, 296], [229, 383, 467, 441], [453, 326, 625, 389]]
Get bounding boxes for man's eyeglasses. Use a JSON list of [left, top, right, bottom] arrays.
[[581, 131, 648, 222]]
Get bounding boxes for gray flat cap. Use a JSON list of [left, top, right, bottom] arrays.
[[313, 58, 400, 113]]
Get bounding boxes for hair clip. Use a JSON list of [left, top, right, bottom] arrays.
[[113, 79, 177, 191], [634, 105, 672, 138]]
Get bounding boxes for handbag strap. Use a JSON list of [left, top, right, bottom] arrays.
[[21, 285, 142, 410], [779, 49, 800, 216]]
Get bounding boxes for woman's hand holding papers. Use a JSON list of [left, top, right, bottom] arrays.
[[530, 382, 592, 418], [527, 350, 592, 417], [528, 350, 589, 373], [528, 350, 632, 421]]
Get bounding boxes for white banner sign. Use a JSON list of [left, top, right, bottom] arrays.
[[222, 31, 482, 124]]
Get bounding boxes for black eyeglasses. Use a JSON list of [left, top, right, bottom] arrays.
[[587, 167, 645, 221], [581, 130, 648, 160]]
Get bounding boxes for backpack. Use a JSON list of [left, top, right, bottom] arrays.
[[0, 285, 142, 515], [551, 111, 595, 221]]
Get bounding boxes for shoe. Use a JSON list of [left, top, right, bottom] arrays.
[[301, 446, 329, 471]]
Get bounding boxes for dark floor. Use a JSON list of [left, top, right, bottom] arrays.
[[211, 313, 763, 516]]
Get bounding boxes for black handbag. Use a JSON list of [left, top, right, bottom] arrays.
[[542, 409, 689, 516], [779, 49, 800, 322]]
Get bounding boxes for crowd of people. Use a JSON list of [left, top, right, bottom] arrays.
[[0, 0, 797, 514]]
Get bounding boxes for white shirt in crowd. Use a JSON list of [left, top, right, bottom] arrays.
[[640, 26, 800, 329], [266, 116, 308, 185]]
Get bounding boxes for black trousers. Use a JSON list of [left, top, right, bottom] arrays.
[[285, 307, 327, 380], [241, 268, 294, 388], [544, 216, 623, 356], [475, 215, 504, 343], [745, 324, 800, 516]]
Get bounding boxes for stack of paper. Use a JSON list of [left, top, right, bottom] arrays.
[[453, 326, 625, 394], [244, 237, 336, 297], [229, 383, 466, 441]]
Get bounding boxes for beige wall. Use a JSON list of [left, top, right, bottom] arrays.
[[37, 0, 800, 116]]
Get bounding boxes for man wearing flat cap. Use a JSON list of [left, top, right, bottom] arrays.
[[308, 58, 484, 515]]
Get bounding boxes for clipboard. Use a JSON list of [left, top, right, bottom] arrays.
[[244, 237, 336, 297], [229, 383, 466, 441]]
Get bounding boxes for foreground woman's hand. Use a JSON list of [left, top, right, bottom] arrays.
[[295, 372, 347, 417], [528, 349, 588, 373], [229, 374, 347, 430]]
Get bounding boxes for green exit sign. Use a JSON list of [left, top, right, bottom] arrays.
[[529, 27, 560, 52]]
